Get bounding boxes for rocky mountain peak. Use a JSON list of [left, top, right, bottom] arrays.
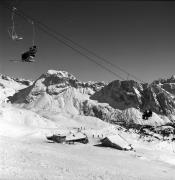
[[46, 70, 77, 80], [91, 79, 143, 110], [3, 71, 175, 127], [30, 70, 106, 96], [0, 73, 32, 86], [30, 70, 79, 95], [170, 75, 175, 80], [0, 74, 13, 81]]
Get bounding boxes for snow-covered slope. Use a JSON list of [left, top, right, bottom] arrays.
[[91, 79, 175, 116], [0, 103, 175, 180], [0, 74, 31, 103], [91, 80, 142, 110], [1, 71, 175, 180], [4, 70, 175, 126], [8, 70, 105, 114]]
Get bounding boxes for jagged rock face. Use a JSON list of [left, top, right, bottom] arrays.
[[91, 80, 143, 110], [0, 74, 32, 86], [31, 70, 106, 96], [141, 86, 161, 113], [146, 82, 175, 115], [156, 92, 175, 115], [13, 78, 32, 86], [161, 83, 175, 95], [8, 70, 106, 114], [90, 78, 175, 116], [5, 70, 175, 126], [153, 75, 175, 84], [78, 99, 122, 123], [0, 74, 29, 103], [153, 75, 175, 96], [78, 101, 171, 126]]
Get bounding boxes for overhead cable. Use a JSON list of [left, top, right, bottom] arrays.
[[1, 1, 143, 82]]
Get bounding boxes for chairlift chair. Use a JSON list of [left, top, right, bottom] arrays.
[[21, 45, 38, 62], [8, 7, 23, 41], [8, 27, 23, 41]]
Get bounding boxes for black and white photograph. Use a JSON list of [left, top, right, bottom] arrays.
[[0, 0, 175, 179]]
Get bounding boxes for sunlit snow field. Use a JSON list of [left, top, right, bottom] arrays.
[[0, 104, 175, 180]]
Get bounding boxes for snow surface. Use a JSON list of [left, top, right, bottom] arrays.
[[0, 103, 175, 180], [104, 134, 131, 149], [47, 70, 77, 80], [0, 76, 27, 103], [1, 71, 175, 179]]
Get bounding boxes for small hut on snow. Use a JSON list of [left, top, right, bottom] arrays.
[[47, 132, 88, 144], [100, 134, 133, 151], [66, 132, 88, 144], [47, 134, 66, 143]]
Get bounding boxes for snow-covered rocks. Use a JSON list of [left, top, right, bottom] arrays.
[[0, 74, 30, 103], [2, 70, 175, 127], [91, 80, 143, 110], [7, 70, 106, 115], [1, 72, 175, 180]]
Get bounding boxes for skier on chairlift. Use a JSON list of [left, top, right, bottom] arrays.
[[21, 45, 38, 62], [8, 7, 38, 63], [142, 109, 153, 120]]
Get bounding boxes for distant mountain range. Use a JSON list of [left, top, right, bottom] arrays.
[[1, 70, 175, 127]]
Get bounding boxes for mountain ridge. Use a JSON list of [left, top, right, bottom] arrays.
[[1, 70, 175, 127]]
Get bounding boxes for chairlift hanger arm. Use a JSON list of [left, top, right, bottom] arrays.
[[5, 5, 124, 79], [8, 6, 23, 40], [1, 2, 145, 81]]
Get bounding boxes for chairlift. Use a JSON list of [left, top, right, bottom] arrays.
[[8, 7, 23, 41], [21, 45, 38, 62], [10, 45, 38, 63], [142, 109, 153, 120], [9, 15, 38, 63], [21, 21, 38, 63]]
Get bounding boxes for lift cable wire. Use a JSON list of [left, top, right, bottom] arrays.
[[31, 21, 35, 46], [17, 7, 144, 83], [1, 2, 126, 80], [4, 2, 173, 114], [9, 7, 17, 39], [1, 2, 142, 82], [22, 13, 143, 83], [37, 26, 126, 80]]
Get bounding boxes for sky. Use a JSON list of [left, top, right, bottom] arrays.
[[0, 0, 175, 83]]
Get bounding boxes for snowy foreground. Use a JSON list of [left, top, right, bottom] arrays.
[[1, 136, 175, 180], [0, 104, 175, 180]]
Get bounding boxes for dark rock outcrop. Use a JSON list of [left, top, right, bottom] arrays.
[[91, 80, 142, 110], [5, 70, 175, 126]]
